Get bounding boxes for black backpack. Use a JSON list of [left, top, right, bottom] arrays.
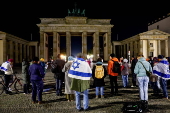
[[112, 60, 120, 73], [50, 62, 58, 73]]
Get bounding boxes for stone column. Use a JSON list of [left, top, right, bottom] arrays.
[[53, 32, 57, 60], [66, 32, 71, 57], [9, 41, 13, 59], [2, 35, 7, 62], [82, 31, 87, 57], [120, 45, 122, 57], [165, 40, 168, 57], [107, 32, 112, 56], [57, 33, 60, 56], [130, 41, 133, 57], [27, 45, 29, 60], [147, 40, 150, 57], [134, 41, 137, 57], [40, 31, 44, 59], [103, 33, 108, 61], [126, 43, 129, 58], [15, 42, 19, 63], [157, 40, 161, 55], [23, 45, 26, 59], [20, 43, 22, 63], [123, 44, 126, 57], [139, 40, 143, 54], [93, 32, 99, 61]]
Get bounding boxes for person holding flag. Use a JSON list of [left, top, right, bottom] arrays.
[[153, 55, 170, 99], [68, 53, 92, 111]]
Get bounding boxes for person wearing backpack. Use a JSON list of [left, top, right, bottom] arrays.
[[92, 58, 107, 98], [107, 53, 120, 96], [53, 54, 65, 96]]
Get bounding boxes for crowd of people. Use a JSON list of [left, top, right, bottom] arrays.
[[0, 52, 170, 112]]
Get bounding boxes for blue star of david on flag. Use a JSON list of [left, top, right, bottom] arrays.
[[72, 61, 80, 70]]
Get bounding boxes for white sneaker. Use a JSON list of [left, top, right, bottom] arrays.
[[9, 88, 13, 91], [131, 85, 134, 87]]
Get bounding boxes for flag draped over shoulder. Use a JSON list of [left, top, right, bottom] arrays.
[[153, 59, 170, 80], [0, 61, 9, 71], [68, 58, 92, 92]]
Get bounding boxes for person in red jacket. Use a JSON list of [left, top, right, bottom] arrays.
[[107, 53, 119, 96]]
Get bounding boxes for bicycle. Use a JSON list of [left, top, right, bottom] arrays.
[[0, 72, 23, 95]]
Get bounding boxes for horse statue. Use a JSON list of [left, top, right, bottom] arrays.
[[81, 9, 85, 16]]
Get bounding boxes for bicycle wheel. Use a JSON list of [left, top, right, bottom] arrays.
[[14, 79, 23, 93], [0, 83, 4, 95]]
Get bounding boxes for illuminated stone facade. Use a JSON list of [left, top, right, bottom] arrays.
[[37, 16, 113, 61]]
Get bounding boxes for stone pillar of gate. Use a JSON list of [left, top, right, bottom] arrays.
[[53, 32, 57, 60], [93, 32, 99, 61], [157, 40, 161, 55], [66, 32, 71, 57], [82, 31, 87, 57], [2, 36, 7, 62], [165, 40, 168, 57], [19, 43, 22, 63], [107, 32, 112, 60], [9, 41, 13, 59], [103, 33, 108, 61], [15, 42, 19, 63], [40, 31, 45, 59], [57, 33, 60, 56]]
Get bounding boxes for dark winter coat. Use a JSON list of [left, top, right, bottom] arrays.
[[22, 61, 30, 84], [92, 62, 107, 87]]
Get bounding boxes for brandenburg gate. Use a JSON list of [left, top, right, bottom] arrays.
[[37, 16, 113, 61]]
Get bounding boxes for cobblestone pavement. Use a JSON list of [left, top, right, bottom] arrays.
[[0, 67, 170, 113]]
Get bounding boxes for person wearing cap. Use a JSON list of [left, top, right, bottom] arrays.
[[107, 53, 119, 96], [0, 59, 14, 94], [28, 57, 45, 104], [134, 53, 152, 110], [39, 58, 46, 73], [153, 55, 170, 99], [121, 58, 129, 88], [62, 56, 75, 101]]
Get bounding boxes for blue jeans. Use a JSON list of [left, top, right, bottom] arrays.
[[150, 81, 160, 95], [137, 76, 149, 101], [159, 78, 168, 98], [95, 87, 104, 95], [122, 75, 128, 87], [56, 79, 62, 94], [31, 80, 44, 102], [75, 89, 89, 110]]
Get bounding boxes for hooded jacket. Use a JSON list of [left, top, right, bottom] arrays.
[[134, 57, 152, 77], [107, 57, 119, 76]]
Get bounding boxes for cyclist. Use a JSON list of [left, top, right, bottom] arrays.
[[0, 59, 14, 94]]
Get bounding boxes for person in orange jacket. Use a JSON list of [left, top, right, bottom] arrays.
[[107, 53, 119, 96]]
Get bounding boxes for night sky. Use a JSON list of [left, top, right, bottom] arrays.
[[0, 1, 170, 56]]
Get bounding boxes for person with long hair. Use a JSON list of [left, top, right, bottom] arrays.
[[134, 53, 152, 110]]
